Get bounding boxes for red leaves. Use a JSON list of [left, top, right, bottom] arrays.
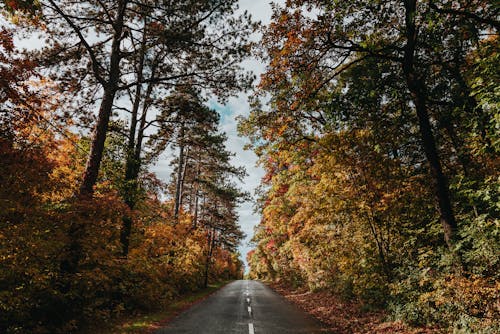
[[265, 239, 276, 251], [2, 0, 40, 16], [6, 1, 18, 10]]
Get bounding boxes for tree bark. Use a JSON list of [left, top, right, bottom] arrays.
[[79, 0, 127, 197], [174, 123, 186, 221], [402, 0, 458, 249], [192, 162, 201, 228], [121, 21, 147, 257], [179, 147, 189, 210], [204, 226, 217, 288], [119, 59, 157, 255]]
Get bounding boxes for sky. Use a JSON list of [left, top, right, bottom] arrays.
[[216, 0, 285, 269], [211, 0, 284, 269], [152, 0, 284, 270]]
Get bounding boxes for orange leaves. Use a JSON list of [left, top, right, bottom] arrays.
[[2, 0, 40, 15], [0, 28, 37, 112], [414, 274, 500, 331], [247, 120, 423, 300], [266, 239, 277, 252]]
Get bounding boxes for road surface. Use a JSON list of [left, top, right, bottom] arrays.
[[155, 280, 331, 334]]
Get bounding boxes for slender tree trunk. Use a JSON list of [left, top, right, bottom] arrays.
[[204, 226, 216, 288], [179, 147, 189, 211], [174, 123, 185, 221], [119, 61, 157, 255], [63, 0, 127, 275], [403, 0, 458, 249], [121, 22, 147, 257], [79, 0, 127, 197], [135, 81, 154, 158], [197, 193, 206, 228], [192, 162, 201, 228], [79, 89, 118, 196]]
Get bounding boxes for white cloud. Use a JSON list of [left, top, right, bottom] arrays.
[[217, 1, 287, 269]]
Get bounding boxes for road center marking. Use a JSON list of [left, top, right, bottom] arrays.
[[248, 306, 252, 314], [248, 323, 255, 334], [246, 297, 250, 303]]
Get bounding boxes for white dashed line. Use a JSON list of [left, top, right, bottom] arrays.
[[247, 282, 254, 333]]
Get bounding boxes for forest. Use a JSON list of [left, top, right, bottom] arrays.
[[1, 0, 254, 332], [242, 0, 499, 333], [1, 0, 499, 333]]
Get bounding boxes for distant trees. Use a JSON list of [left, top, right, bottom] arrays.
[[243, 0, 499, 331], [159, 85, 247, 286]]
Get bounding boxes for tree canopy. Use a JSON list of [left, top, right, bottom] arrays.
[[243, 0, 499, 332]]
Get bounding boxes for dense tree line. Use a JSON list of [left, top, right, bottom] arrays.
[[0, 1, 254, 332], [243, 1, 499, 332]]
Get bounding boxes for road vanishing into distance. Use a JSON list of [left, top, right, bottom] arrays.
[[155, 280, 331, 334]]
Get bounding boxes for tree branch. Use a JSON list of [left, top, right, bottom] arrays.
[[46, 0, 107, 86], [429, 1, 500, 31]]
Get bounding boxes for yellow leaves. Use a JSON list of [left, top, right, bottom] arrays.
[[416, 273, 500, 327]]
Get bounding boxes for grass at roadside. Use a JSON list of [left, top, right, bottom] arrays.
[[86, 281, 231, 334]]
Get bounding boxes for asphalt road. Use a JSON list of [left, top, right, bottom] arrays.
[[155, 280, 331, 334]]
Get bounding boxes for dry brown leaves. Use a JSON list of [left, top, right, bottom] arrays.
[[268, 282, 443, 334]]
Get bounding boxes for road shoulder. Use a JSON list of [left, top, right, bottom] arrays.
[[266, 281, 442, 334], [83, 281, 231, 334]]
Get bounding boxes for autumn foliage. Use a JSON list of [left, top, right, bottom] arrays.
[[243, 1, 499, 332], [0, 6, 247, 332]]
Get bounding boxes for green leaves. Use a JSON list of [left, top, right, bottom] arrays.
[[244, 0, 499, 331]]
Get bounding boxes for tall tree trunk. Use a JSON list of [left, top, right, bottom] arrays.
[[204, 226, 217, 288], [134, 73, 155, 159], [121, 21, 147, 257], [179, 147, 189, 211], [197, 193, 207, 228], [191, 162, 201, 228], [174, 123, 185, 221], [403, 0, 458, 249], [120, 57, 158, 255], [79, 0, 127, 197], [62, 0, 127, 275]]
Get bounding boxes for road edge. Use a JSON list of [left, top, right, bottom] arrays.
[[88, 280, 233, 334]]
